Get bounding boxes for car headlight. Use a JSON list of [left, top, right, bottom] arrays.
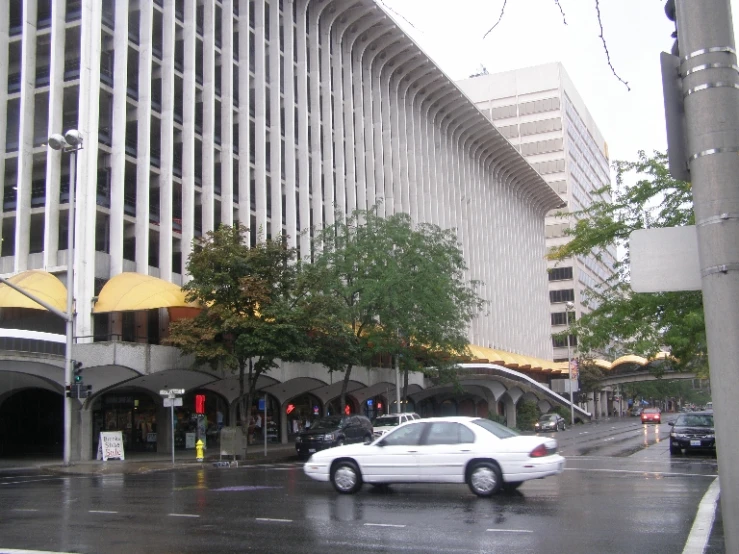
[[705, 434, 715, 439]]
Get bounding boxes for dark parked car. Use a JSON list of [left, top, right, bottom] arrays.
[[534, 413, 566, 432], [295, 415, 374, 459], [669, 411, 716, 455]]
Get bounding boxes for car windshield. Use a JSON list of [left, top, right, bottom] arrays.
[[310, 416, 345, 430], [373, 416, 399, 427], [471, 418, 519, 439], [540, 414, 557, 421], [677, 414, 713, 427]]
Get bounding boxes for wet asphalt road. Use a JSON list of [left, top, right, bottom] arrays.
[[0, 417, 720, 554]]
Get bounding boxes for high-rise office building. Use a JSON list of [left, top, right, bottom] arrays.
[[458, 63, 617, 362], [0, 1, 570, 459]]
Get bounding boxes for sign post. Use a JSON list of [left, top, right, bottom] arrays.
[[160, 389, 185, 464]]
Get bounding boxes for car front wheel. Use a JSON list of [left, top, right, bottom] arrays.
[[331, 460, 362, 494], [669, 442, 681, 455], [467, 461, 502, 497]]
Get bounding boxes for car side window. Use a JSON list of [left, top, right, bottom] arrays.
[[381, 422, 426, 446], [424, 422, 475, 445]]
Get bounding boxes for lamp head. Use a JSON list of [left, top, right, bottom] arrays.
[[47, 134, 67, 151], [64, 129, 83, 147]]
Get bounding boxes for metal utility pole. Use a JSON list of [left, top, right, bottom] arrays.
[[672, 2, 739, 551]]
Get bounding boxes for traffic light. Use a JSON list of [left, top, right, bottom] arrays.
[[73, 361, 83, 383], [195, 394, 206, 414], [65, 385, 73, 398], [660, 0, 690, 182]]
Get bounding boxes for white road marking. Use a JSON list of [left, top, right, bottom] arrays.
[[486, 529, 533, 533], [11, 509, 39, 512], [682, 477, 720, 554], [89, 510, 118, 514], [256, 517, 293, 523], [0, 550, 82, 554], [0, 478, 63, 486], [364, 523, 406, 528], [168, 513, 200, 518], [566, 467, 717, 478]]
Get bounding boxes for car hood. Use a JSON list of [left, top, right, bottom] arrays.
[[299, 427, 339, 438], [673, 425, 714, 434]]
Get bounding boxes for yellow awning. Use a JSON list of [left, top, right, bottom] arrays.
[[611, 354, 648, 368], [93, 272, 199, 313], [0, 270, 68, 312]]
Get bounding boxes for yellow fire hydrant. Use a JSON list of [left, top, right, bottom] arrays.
[[195, 439, 204, 462]]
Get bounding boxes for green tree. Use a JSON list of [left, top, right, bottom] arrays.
[[301, 207, 485, 412], [549, 151, 706, 375], [167, 225, 312, 451]]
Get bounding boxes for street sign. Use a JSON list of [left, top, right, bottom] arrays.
[[170, 388, 185, 395], [159, 389, 170, 396], [163, 397, 183, 407], [630, 226, 701, 292]]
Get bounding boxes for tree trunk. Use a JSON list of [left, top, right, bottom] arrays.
[[340, 363, 353, 414], [237, 358, 250, 456], [402, 368, 409, 412]]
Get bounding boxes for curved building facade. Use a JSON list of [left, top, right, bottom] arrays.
[[0, 0, 565, 460]]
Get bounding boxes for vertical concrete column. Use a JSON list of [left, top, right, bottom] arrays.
[[282, 1, 297, 246], [159, 2, 176, 279], [587, 392, 595, 418], [236, 0, 251, 227], [319, 13, 338, 226], [295, 3, 310, 257], [280, 401, 289, 445], [43, 1, 67, 267], [0, 0, 7, 253], [14, 0, 38, 272], [220, 0, 235, 228], [79, 404, 94, 461], [69, 397, 82, 462], [181, 0, 197, 271], [503, 396, 517, 429], [308, 4, 324, 232], [108, 0, 129, 277], [156, 404, 171, 454], [201, 0, 216, 235], [136, 0, 153, 275], [253, 0, 268, 234], [75, 0, 103, 341], [268, 0, 282, 239]]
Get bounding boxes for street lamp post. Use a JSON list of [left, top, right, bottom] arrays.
[[48, 129, 83, 466], [565, 301, 576, 426]]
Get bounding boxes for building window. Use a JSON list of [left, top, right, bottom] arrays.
[[549, 289, 574, 304], [551, 312, 575, 326], [553, 335, 577, 348], [549, 267, 573, 281]]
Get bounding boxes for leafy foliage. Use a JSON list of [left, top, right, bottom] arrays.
[[515, 400, 540, 432], [167, 225, 312, 450], [301, 207, 485, 411], [548, 151, 706, 374]]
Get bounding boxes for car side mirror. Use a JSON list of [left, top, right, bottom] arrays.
[[668, 421, 674, 426]]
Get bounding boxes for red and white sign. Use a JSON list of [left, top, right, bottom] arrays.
[[97, 431, 125, 461]]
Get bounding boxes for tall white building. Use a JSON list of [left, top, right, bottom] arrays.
[[0, 1, 575, 460], [458, 63, 617, 362]]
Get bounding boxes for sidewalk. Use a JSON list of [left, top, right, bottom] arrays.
[[0, 442, 298, 476]]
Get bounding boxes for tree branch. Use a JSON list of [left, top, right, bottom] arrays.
[[554, 0, 567, 25], [483, 0, 508, 40], [595, 0, 630, 91]]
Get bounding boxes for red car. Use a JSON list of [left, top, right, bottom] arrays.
[[641, 408, 661, 424]]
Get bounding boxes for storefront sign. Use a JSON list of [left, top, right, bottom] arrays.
[[97, 431, 125, 461], [186, 433, 196, 449], [146, 432, 157, 443]]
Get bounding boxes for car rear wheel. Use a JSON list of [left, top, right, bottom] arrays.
[[336, 438, 345, 447], [467, 461, 502, 497], [331, 460, 362, 494]]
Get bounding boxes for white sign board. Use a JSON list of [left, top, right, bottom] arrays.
[[164, 397, 183, 407], [97, 431, 125, 461], [630, 226, 701, 292]]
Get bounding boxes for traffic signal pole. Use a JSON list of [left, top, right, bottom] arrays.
[[674, 2, 739, 551]]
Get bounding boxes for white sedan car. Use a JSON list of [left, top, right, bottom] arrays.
[[304, 416, 565, 496]]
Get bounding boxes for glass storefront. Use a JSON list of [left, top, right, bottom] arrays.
[[285, 393, 323, 438], [174, 391, 229, 450], [93, 393, 158, 453]]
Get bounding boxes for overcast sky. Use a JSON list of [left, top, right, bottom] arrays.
[[381, 0, 739, 165]]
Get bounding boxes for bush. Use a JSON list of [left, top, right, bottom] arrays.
[[516, 401, 540, 432], [553, 405, 571, 421]]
